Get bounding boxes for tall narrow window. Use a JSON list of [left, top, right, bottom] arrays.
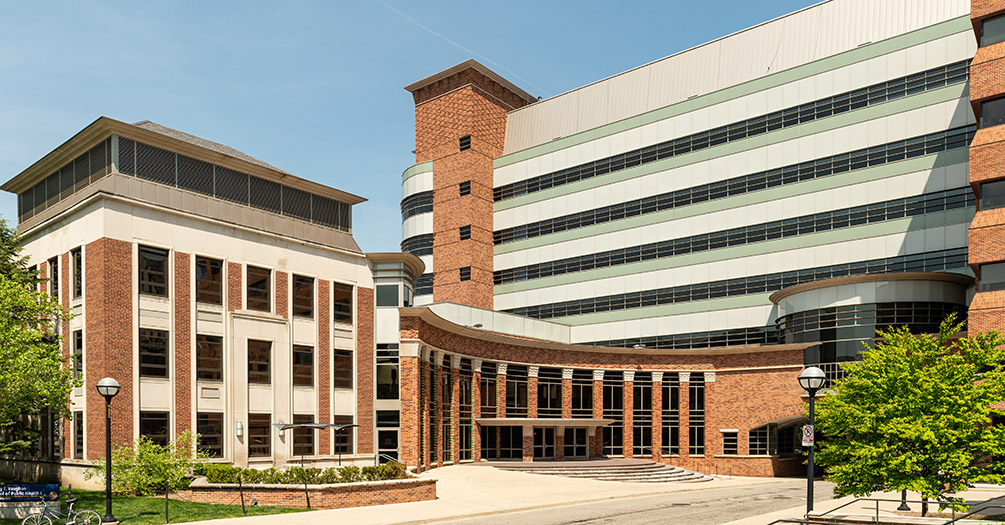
[[689, 377, 705, 455], [293, 345, 314, 387], [459, 181, 471, 196], [982, 14, 1005, 47], [333, 349, 353, 389], [293, 414, 315, 456], [632, 372, 653, 457], [459, 225, 471, 241], [248, 413, 271, 457], [246, 266, 271, 312], [603, 372, 624, 456], [722, 432, 738, 455], [332, 283, 353, 324], [248, 339, 271, 384], [138, 246, 169, 297], [195, 256, 223, 305], [571, 370, 593, 418], [47, 257, 59, 301], [377, 344, 399, 399], [197, 412, 224, 457], [661, 373, 680, 456], [140, 411, 169, 446], [334, 415, 353, 454], [72, 330, 83, 378], [292, 275, 314, 318], [459, 266, 471, 282], [459, 135, 471, 151], [71, 248, 82, 298], [506, 365, 529, 417], [139, 328, 169, 378], [73, 411, 84, 459], [196, 335, 223, 381]]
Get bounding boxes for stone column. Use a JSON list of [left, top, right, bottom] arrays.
[[562, 368, 573, 419], [652, 372, 663, 462], [527, 366, 539, 418], [591, 370, 604, 458], [623, 371, 634, 459], [472, 359, 482, 462]]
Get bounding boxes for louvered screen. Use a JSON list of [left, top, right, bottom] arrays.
[[118, 138, 135, 175], [214, 166, 248, 204], [18, 188, 32, 220], [45, 173, 60, 206], [312, 195, 338, 228], [338, 201, 350, 230], [249, 176, 281, 214], [89, 140, 107, 179], [177, 155, 214, 195], [136, 143, 176, 185], [32, 180, 46, 210], [73, 153, 89, 188], [282, 186, 311, 221], [59, 164, 74, 199]]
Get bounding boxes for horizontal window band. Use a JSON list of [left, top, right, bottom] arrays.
[[504, 247, 968, 320], [494, 125, 975, 246], [415, 273, 434, 296], [401, 233, 434, 257], [494, 61, 969, 203], [583, 325, 778, 351], [401, 191, 433, 221], [496, 188, 973, 287]]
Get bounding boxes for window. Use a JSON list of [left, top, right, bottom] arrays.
[[293, 275, 314, 318], [537, 368, 562, 418], [140, 411, 169, 446], [248, 413, 271, 457], [982, 97, 1005, 128], [197, 412, 224, 457], [571, 370, 593, 418], [377, 345, 399, 399], [196, 335, 223, 381], [505, 365, 528, 417], [139, 328, 169, 378], [377, 410, 400, 428], [460, 266, 471, 282], [459, 181, 471, 196], [982, 14, 1005, 47], [248, 340, 271, 384], [980, 262, 1005, 293], [459, 225, 471, 241], [71, 248, 82, 298], [332, 283, 353, 324], [246, 266, 271, 312], [982, 180, 1005, 211], [334, 415, 353, 454], [293, 345, 313, 387], [689, 378, 705, 455], [479, 363, 497, 418], [749, 425, 775, 455], [376, 284, 398, 307], [293, 414, 315, 457], [459, 135, 471, 151], [722, 432, 738, 455], [195, 256, 223, 305], [72, 330, 83, 378], [603, 372, 624, 456], [138, 246, 169, 297], [333, 349, 353, 389], [73, 411, 84, 459], [47, 257, 58, 300]]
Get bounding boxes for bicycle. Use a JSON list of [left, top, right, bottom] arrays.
[[21, 495, 101, 525]]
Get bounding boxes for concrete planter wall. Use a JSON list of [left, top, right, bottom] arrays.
[[181, 476, 436, 510]]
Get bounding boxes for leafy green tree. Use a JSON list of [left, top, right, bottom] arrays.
[[86, 431, 209, 495], [0, 218, 76, 454], [816, 315, 1005, 511]]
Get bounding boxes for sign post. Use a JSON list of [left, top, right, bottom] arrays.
[[802, 424, 814, 447]]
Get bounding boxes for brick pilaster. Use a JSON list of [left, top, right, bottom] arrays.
[[355, 287, 374, 454], [679, 373, 691, 460], [275, 271, 288, 319], [227, 262, 241, 312], [317, 280, 331, 454], [623, 380, 634, 459], [652, 376, 663, 462], [592, 376, 604, 458], [451, 360, 460, 463], [174, 251, 192, 436], [471, 368, 482, 462], [60, 252, 71, 458], [399, 355, 420, 466], [527, 376, 538, 418]]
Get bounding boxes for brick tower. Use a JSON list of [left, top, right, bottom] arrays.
[[404, 60, 535, 309]]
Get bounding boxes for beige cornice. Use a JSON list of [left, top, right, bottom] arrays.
[[768, 271, 974, 304], [366, 252, 425, 279]]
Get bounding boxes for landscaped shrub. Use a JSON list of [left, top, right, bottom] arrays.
[[200, 462, 408, 484], [86, 430, 209, 495]]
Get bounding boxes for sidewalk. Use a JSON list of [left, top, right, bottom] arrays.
[[722, 484, 1005, 525], [184, 463, 791, 525]]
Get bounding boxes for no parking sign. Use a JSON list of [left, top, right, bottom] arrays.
[[802, 424, 814, 446]]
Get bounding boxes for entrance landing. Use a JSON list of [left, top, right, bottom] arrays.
[[487, 458, 715, 483]]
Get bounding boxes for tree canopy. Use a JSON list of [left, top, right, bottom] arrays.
[[0, 219, 76, 454], [815, 315, 1005, 505]]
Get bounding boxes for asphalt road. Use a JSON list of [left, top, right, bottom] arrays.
[[441, 480, 837, 525]]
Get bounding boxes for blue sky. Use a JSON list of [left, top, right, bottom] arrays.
[[0, 0, 816, 252]]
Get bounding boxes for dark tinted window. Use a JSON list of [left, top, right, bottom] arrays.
[[334, 415, 353, 454], [981, 180, 1005, 210], [982, 97, 1005, 128], [248, 413, 271, 457], [140, 411, 169, 447], [333, 349, 353, 389], [73, 411, 83, 459], [293, 275, 314, 318], [980, 262, 1005, 293], [195, 257, 223, 305], [139, 328, 169, 378], [48, 257, 58, 300], [197, 412, 224, 457], [248, 339, 271, 384], [333, 283, 353, 324], [246, 266, 271, 312], [73, 330, 83, 378], [293, 345, 313, 387], [196, 335, 223, 381], [982, 14, 1005, 47], [139, 246, 169, 297], [376, 284, 398, 307], [71, 248, 83, 298], [293, 414, 314, 456]]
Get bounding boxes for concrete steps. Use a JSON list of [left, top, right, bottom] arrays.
[[493, 461, 715, 483]]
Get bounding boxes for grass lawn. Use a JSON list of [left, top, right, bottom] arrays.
[[1, 488, 306, 525]]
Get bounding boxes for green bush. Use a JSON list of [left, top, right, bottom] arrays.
[[199, 462, 408, 485], [86, 430, 209, 495], [202, 464, 243, 483]]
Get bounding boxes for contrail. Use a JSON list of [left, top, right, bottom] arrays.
[[377, 0, 549, 98]]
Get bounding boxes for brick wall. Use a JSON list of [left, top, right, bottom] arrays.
[[183, 478, 436, 510], [275, 271, 288, 319], [84, 238, 134, 456], [317, 280, 331, 454], [174, 252, 192, 435], [228, 262, 242, 312], [355, 287, 374, 454], [60, 252, 71, 458]]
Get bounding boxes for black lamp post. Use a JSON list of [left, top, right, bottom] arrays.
[[96, 377, 120, 523], [798, 366, 826, 516]]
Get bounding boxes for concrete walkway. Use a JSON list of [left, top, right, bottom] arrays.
[[184, 462, 792, 525]]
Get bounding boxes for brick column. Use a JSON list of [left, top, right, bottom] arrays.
[[317, 281, 331, 454], [703, 372, 715, 462], [399, 354, 420, 467], [434, 355, 443, 466], [422, 349, 431, 469], [592, 370, 604, 458], [227, 262, 242, 312], [496, 363, 507, 418], [355, 287, 374, 454], [451, 355, 461, 464], [60, 252, 71, 458], [623, 371, 634, 459], [275, 271, 288, 319], [555, 429, 565, 461], [472, 359, 482, 462], [562, 368, 573, 419], [522, 426, 533, 462], [174, 252, 192, 436], [652, 372, 663, 462], [679, 372, 691, 461], [527, 366, 539, 418]]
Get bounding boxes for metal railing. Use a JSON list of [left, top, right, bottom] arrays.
[[815, 361, 853, 384], [806, 496, 1005, 524], [374, 453, 399, 465]]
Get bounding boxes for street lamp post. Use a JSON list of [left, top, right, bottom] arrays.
[[798, 367, 826, 516], [96, 377, 120, 524]]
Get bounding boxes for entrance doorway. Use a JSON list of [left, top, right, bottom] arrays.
[[533, 427, 556, 459], [564, 427, 588, 459]]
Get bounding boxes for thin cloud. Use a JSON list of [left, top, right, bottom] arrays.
[[377, 0, 549, 97]]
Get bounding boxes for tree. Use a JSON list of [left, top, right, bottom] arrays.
[[0, 219, 76, 454], [815, 315, 1005, 511], [86, 431, 209, 495]]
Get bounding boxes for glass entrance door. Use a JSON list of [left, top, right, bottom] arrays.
[[564, 427, 588, 459], [533, 427, 556, 459]]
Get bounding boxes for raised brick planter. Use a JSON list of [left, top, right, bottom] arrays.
[[181, 476, 436, 510]]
